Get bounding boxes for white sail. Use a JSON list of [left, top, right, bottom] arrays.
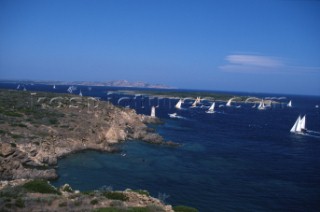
[[290, 116, 301, 132], [300, 115, 306, 130], [16, 84, 20, 89], [53, 85, 56, 89], [151, 106, 156, 118], [206, 102, 215, 114], [226, 98, 232, 107], [175, 99, 182, 109], [191, 100, 197, 107], [287, 100, 292, 107], [79, 90, 83, 96], [257, 99, 266, 110]]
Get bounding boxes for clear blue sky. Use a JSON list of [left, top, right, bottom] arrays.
[[1, 0, 320, 95]]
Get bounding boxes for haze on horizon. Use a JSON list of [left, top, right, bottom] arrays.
[[1, 0, 320, 95]]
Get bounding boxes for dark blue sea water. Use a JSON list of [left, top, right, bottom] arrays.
[[1, 83, 320, 211]]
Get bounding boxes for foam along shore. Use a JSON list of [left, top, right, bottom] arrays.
[[0, 89, 177, 181]]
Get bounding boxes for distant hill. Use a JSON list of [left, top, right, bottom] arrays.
[[0, 79, 174, 89]]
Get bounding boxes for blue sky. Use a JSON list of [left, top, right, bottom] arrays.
[[1, 0, 320, 95]]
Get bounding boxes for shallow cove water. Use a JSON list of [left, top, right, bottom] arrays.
[[1, 83, 319, 211]]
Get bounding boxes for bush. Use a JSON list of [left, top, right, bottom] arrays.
[[94, 207, 153, 212], [91, 199, 99, 205], [94, 208, 121, 212], [59, 202, 67, 207], [4, 111, 23, 117], [173, 205, 198, 212], [23, 180, 60, 194], [103, 192, 129, 201], [132, 189, 150, 196], [49, 118, 59, 125], [15, 198, 25, 208]]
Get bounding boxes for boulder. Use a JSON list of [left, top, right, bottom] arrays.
[[1, 143, 15, 157]]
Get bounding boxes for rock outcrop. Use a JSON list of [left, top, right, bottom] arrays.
[[0, 90, 177, 181]]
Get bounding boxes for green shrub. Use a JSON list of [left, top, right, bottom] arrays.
[[4, 111, 23, 117], [103, 192, 129, 201], [74, 200, 82, 206], [59, 202, 67, 207], [94, 208, 121, 212], [5, 203, 12, 208], [91, 199, 99, 205], [10, 134, 24, 139], [132, 190, 150, 196], [23, 180, 60, 194], [48, 118, 58, 125], [15, 198, 25, 208], [94, 207, 160, 212], [82, 190, 95, 196], [173, 205, 198, 212]]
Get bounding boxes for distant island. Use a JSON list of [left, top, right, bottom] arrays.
[[0, 79, 174, 89]]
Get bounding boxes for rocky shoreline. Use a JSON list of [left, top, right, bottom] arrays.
[[0, 89, 199, 212], [0, 89, 177, 181]]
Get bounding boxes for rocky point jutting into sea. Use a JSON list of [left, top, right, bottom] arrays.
[[0, 89, 187, 211], [0, 89, 176, 180]]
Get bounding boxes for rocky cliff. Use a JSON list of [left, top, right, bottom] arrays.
[[0, 89, 175, 181]]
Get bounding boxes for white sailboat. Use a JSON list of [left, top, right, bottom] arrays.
[[79, 90, 83, 96], [191, 97, 201, 108], [205, 102, 215, 114], [287, 100, 292, 107], [16, 84, 20, 90], [191, 100, 197, 108], [151, 106, 156, 118], [175, 99, 182, 109], [226, 98, 232, 107], [53, 85, 56, 89], [257, 99, 266, 110], [290, 115, 306, 134]]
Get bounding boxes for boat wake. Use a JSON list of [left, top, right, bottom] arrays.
[[304, 132, 320, 139], [306, 130, 320, 135]]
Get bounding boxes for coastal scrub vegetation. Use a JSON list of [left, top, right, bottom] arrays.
[[103, 191, 129, 201], [173, 205, 199, 212], [22, 180, 60, 194]]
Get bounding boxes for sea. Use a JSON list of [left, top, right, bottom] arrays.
[[1, 83, 320, 211]]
